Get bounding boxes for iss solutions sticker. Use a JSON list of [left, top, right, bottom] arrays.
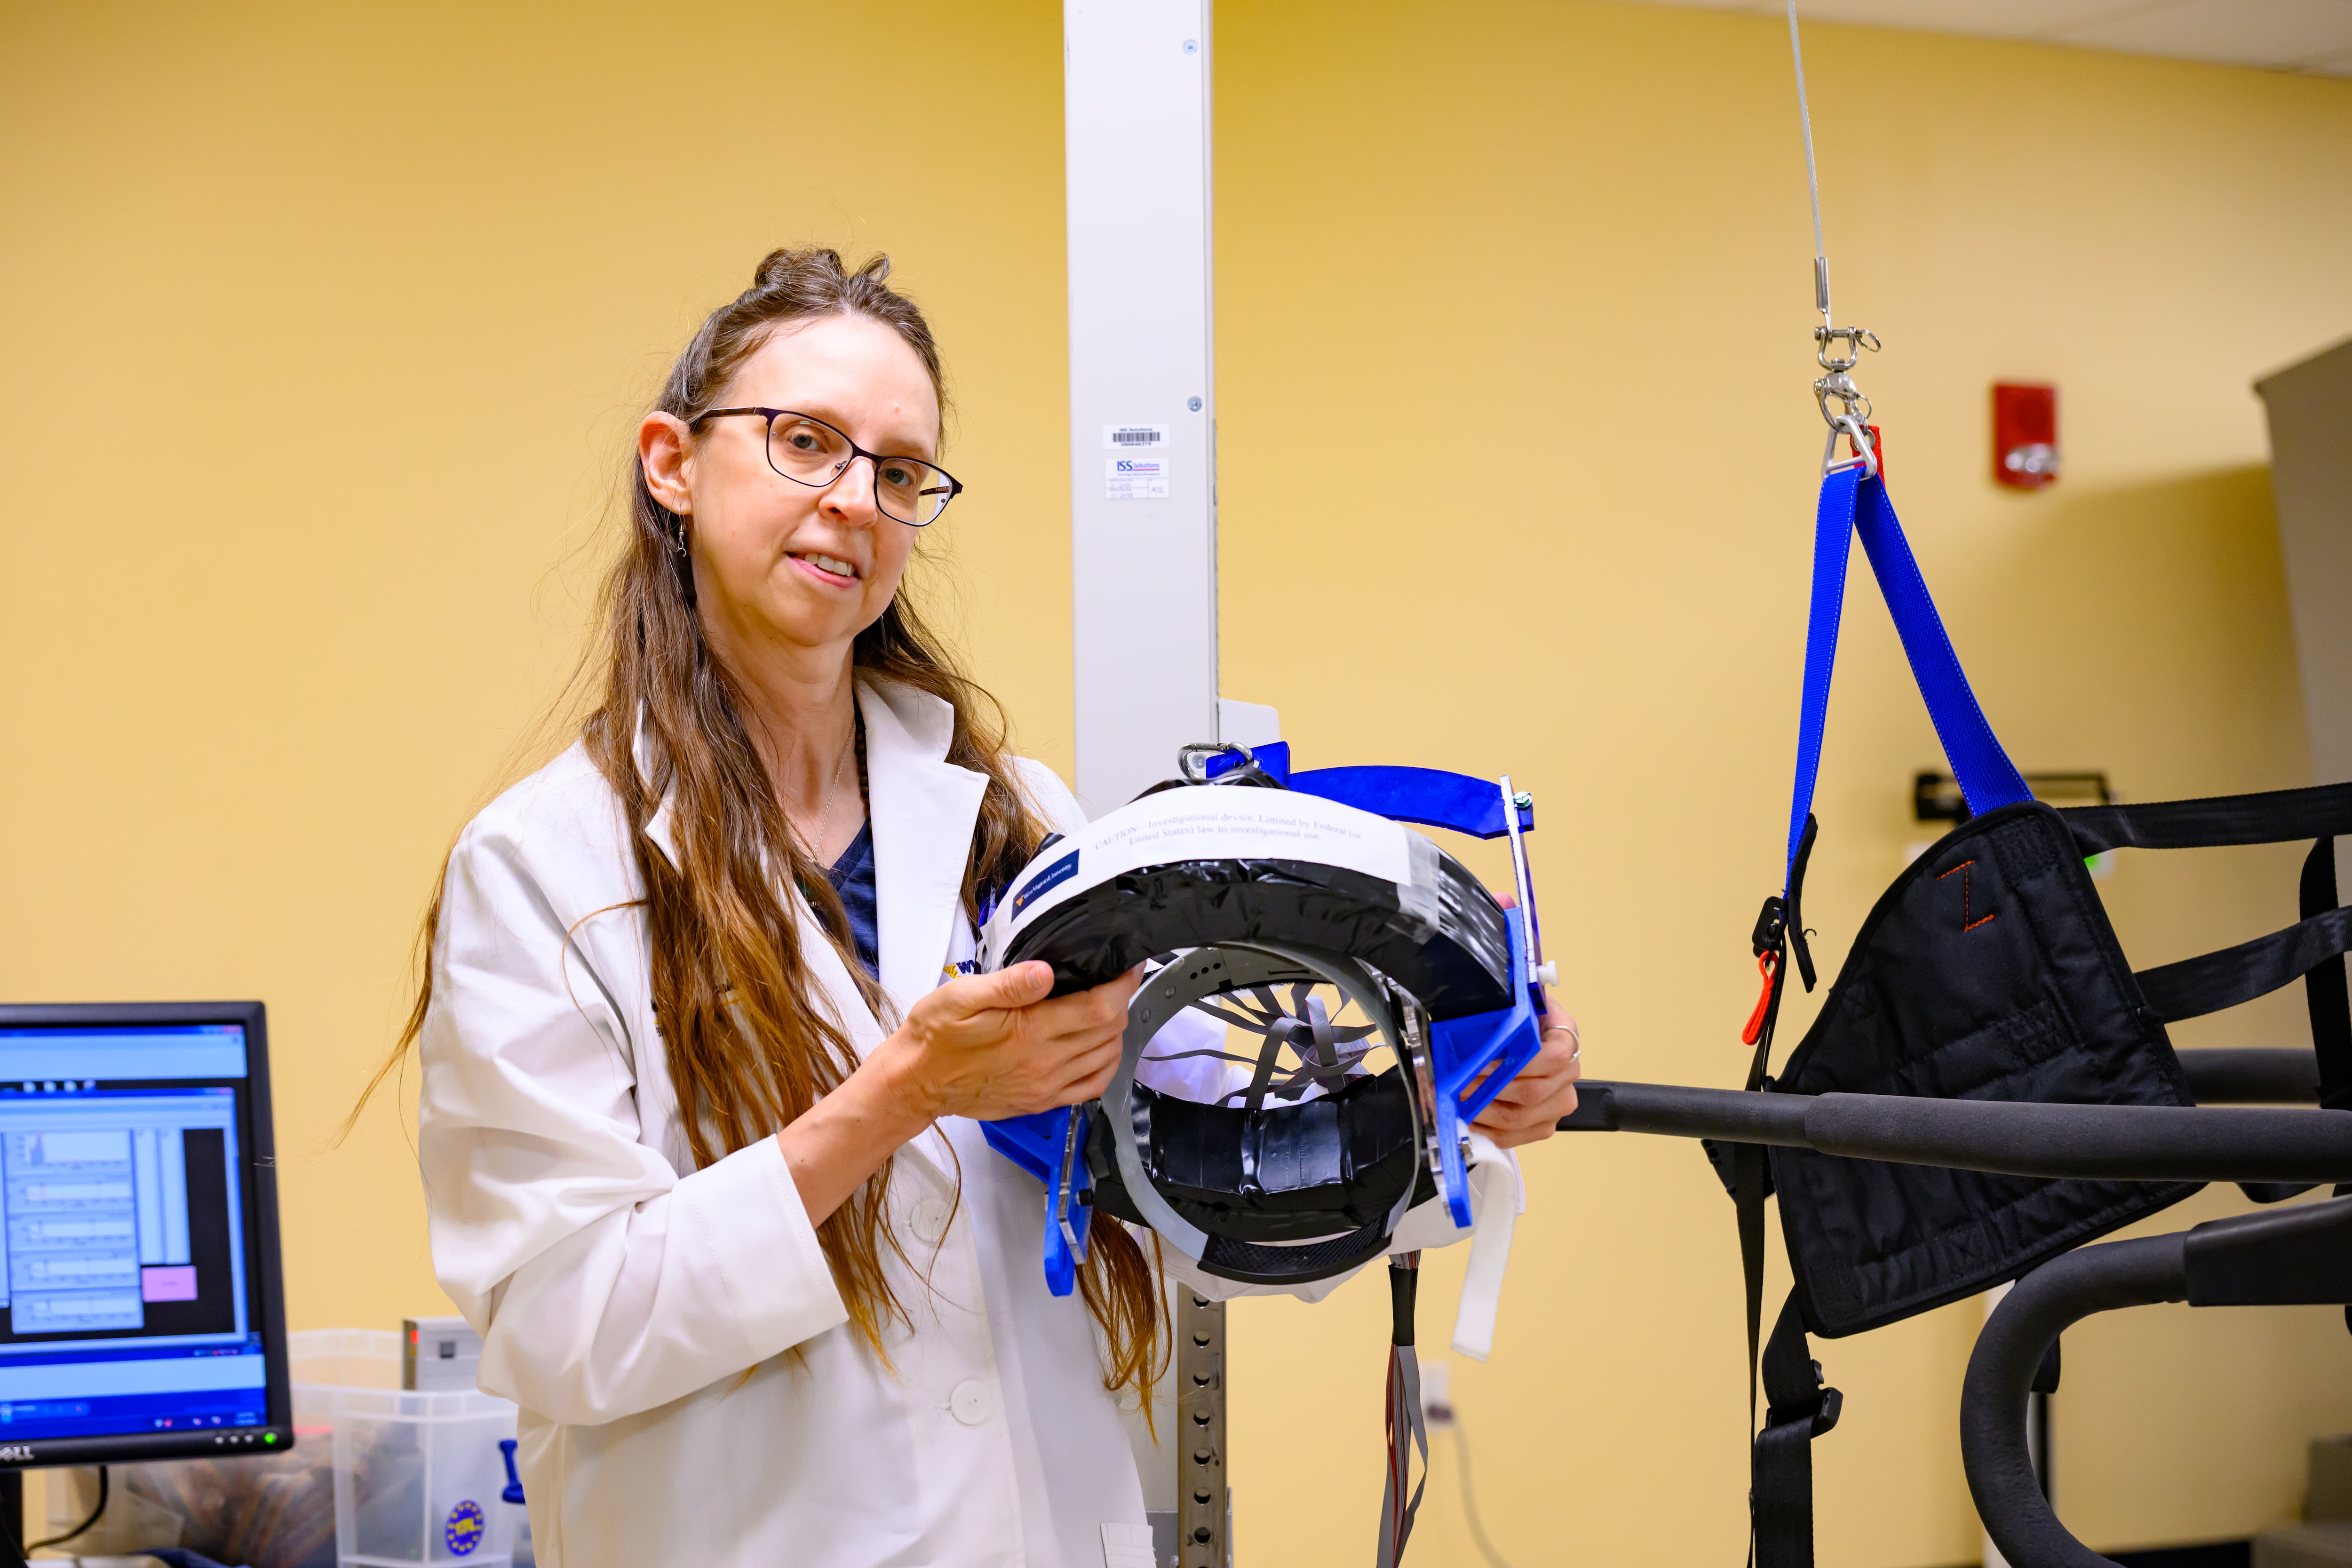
[[445, 1498, 486, 1556], [1105, 457, 1169, 500]]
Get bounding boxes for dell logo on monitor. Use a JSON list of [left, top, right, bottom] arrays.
[[0, 1445, 36, 1462]]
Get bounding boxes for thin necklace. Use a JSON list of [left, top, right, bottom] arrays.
[[800, 716, 858, 862]]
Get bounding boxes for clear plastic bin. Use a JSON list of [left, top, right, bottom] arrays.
[[37, 1331, 524, 1568], [288, 1328, 522, 1568], [322, 1384, 517, 1566]]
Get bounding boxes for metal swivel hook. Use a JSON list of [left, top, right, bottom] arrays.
[[1814, 326, 1882, 478]]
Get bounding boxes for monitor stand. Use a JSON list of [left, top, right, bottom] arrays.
[[0, 1469, 25, 1568]]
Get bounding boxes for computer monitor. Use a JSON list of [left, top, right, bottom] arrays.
[[0, 1002, 291, 1467]]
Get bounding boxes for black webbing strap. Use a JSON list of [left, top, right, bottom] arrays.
[[1735, 819, 1812, 1566], [1753, 1293, 1841, 1568], [2304, 839, 2352, 1112], [1735, 1142, 1769, 1476], [2063, 780, 2352, 854], [2134, 904, 2352, 1024], [1735, 931, 1788, 1505]]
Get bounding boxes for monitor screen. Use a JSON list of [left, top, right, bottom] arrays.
[[0, 1003, 290, 1466]]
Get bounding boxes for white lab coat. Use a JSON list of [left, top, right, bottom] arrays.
[[418, 675, 1516, 1568]]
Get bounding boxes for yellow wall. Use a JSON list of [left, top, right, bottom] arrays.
[[3, 1, 2349, 1564], [0, 0, 1075, 1334], [1214, 6, 2352, 1565]]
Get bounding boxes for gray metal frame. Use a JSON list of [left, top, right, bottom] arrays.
[[1103, 943, 1419, 1271]]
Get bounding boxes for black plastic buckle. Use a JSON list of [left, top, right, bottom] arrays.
[[1751, 895, 1788, 957], [1765, 1364, 1843, 1438]]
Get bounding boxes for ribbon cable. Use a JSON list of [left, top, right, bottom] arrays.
[[1375, 1254, 1428, 1568], [1781, 465, 2033, 896]]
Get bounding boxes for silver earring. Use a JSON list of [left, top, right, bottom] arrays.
[[667, 512, 697, 608]]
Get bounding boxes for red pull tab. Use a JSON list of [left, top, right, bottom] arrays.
[[1741, 949, 1780, 1046]]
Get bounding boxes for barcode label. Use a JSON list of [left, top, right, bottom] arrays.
[[1102, 424, 1168, 450]]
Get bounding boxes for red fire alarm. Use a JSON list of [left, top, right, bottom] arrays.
[[1993, 382, 2059, 489]]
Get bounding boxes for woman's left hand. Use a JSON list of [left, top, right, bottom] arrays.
[[1469, 999, 1582, 1149], [1470, 887, 1581, 1148]]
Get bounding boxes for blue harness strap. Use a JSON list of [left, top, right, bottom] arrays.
[[1784, 467, 2031, 891]]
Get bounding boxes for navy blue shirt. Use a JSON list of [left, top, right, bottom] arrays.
[[825, 820, 880, 979]]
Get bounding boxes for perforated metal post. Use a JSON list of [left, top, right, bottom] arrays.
[[1175, 1289, 1230, 1568]]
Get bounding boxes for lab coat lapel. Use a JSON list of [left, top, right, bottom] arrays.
[[858, 678, 988, 1018], [632, 705, 682, 867], [632, 697, 946, 1179]]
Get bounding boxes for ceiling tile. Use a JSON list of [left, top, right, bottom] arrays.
[[1612, 0, 2352, 72], [2053, 0, 2352, 68], [1782, 0, 2164, 39]]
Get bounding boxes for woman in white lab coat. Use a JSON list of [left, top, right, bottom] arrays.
[[397, 248, 1584, 1568]]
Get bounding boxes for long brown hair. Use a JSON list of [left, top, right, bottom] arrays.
[[368, 247, 1163, 1407]]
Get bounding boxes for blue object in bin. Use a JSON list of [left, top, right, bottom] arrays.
[[499, 1437, 526, 1505]]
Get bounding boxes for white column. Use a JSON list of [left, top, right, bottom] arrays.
[[1064, 0, 1218, 815]]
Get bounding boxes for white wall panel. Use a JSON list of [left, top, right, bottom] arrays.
[[2259, 338, 2352, 784]]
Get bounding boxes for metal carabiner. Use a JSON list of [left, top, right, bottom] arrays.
[[1814, 370, 1873, 429]]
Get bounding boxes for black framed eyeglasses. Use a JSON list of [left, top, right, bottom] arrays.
[[688, 406, 963, 526]]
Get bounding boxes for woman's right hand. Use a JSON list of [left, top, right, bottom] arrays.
[[873, 960, 1142, 1123]]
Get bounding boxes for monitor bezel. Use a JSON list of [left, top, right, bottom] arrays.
[[0, 1000, 293, 1468]]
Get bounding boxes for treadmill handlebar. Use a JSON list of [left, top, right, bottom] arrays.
[[1961, 1198, 2352, 1568], [1961, 1232, 2190, 1568], [1559, 1067, 2352, 1186]]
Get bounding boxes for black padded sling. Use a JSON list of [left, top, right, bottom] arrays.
[[1725, 466, 2352, 1568]]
